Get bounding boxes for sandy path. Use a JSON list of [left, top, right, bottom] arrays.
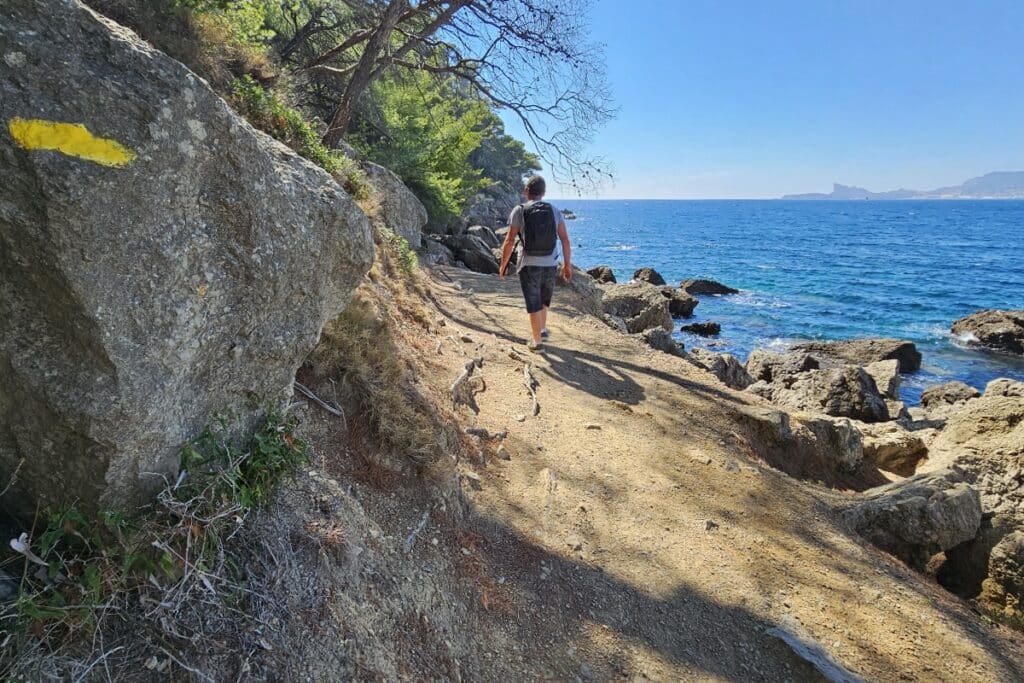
[[418, 266, 1024, 682]]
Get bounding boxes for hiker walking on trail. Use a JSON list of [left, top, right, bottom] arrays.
[[499, 175, 573, 352]]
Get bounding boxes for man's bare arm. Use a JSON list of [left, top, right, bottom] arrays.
[[499, 225, 519, 278], [557, 221, 572, 280]]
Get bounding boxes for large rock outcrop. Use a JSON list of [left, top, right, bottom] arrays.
[[688, 348, 754, 390], [678, 278, 738, 295], [361, 160, 428, 247], [951, 309, 1024, 355], [660, 287, 699, 317], [599, 282, 672, 334], [745, 350, 819, 384], [920, 381, 981, 408], [586, 265, 616, 283], [842, 469, 982, 570], [632, 267, 666, 286], [755, 366, 890, 423], [442, 234, 499, 274], [0, 0, 374, 514], [794, 338, 922, 373]]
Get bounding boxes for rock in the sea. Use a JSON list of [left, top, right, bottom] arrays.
[[688, 348, 754, 390], [769, 366, 890, 423], [600, 282, 673, 334], [466, 224, 500, 248], [920, 381, 981, 408], [442, 234, 500, 274], [0, 0, 374, 514], [361, 160, 427, 247], [794, 338, 922, 373], [678, 278, 739, 295], [842, 469, 982, 570], [660, 287, 699, 317], [632, 267, 666, 286], [985, 378, 1024, 398], [639, 327, 685, 357], [586, 265, 616, 283], [951, 309, 1024, 355], [857, 421, 930, 476], [745, 350, 819, 384], [424, 237, 457, 266], [680, 321, 721, 337], [864, 359, 901, 400]]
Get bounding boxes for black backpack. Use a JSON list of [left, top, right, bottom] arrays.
[[520, 201, 557, 256]]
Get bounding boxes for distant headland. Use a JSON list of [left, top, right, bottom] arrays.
[[782, 170, 1024, 200]]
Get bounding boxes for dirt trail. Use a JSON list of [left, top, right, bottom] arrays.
[[411, 266, 1024, 681]]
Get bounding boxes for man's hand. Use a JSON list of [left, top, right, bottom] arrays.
[[562, 262, 573, 281], [499, 261, 508, 280]]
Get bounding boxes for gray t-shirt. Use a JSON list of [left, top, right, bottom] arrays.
[[509, 200, 562, 271]]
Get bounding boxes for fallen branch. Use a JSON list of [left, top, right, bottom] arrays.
[[294, 381, 344, 419], [523, 364, 540, 416]]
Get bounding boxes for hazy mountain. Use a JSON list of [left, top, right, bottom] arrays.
[[782, 171, 1024, 199]]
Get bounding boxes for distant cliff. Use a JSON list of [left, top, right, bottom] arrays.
[[783, 171, 1024, 199]]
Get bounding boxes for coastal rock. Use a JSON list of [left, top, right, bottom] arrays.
[[979, 531, 1024, 622], [920, 381, 981, 408], [798, 416, 864, 472], [679, 321, 721, 337], [842, 469, 982, 570], [660, 287, 699, 317], [745, 350, 819, 384], [586, 265, 617, 283], [794, 338, 922, 373], [556, 267, 604, 318], [602, 314, 629, 334], [0, 0, 374, 514], [494, 226, 510, 243], [442, 234, 500, 274], [864, 360, 901, 400], [639, 327, 686, 357], [926, 393, 1024, 518], [951, 309, 1024, 355], [424, 238, 457, 266], [768, 366, 890, 423], [632, 267, 666, 286], [466, 225, 500, 248], [688, 348, 754, 390], [939, 514, 1019, 598], [678, 278, 739, 295], [985, 378, 1024, 398], [857, 421, 930, 476], [362, 160, 427, 247], [599, 282, 673, 334]]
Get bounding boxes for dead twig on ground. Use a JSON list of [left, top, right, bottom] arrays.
[[450, 357, 484, 413], [523, 364, 540, 416], [403, 511, 430, 554], [294, 381, 346, 423]]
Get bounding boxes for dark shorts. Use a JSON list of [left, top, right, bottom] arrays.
[[518, 266, 557, 314]]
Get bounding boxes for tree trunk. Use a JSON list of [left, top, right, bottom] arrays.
[[321, 0, 408, 148]]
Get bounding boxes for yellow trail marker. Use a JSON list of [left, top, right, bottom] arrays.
[[8, 117, 136, 167]]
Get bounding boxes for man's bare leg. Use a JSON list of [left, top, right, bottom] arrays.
[[540, 305, 549, 334], [528, 310, 544, 345]]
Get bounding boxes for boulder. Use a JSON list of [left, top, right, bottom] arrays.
[[745, 350, 819, 384], [442, 234, 499, 274], [424, 238, 456, 266], [461, 190, 515, 230], [979, 531, 1024, 622], [679, 321, 721, 337], [361, 161, 427, 247], [769, 366, 890, 423], [920, 381, 981, 408], [793, 338, 922, 373], [639, 327, 686, 357], [926, 393, 1024, 518], [798, 416, 864, 472], [586, 265, 616, 284], [688, 348, 754, 390], [864, 359, 901, 400], [555, 267, 603, 318], [632, 267, 666, 286], [678, 278, 739, 295], [985, 378, 1024, 398], [951, 309, 1024, 355], [0, 0, 374, 514], [842, 469, 982, 570], [602, 314, 629, 334], [599, 282, 673, 334], [466, 224, 500, 248], [856, 421, 930, 476], [939, 513, 1019, 598], [660, 288, 699, 317]]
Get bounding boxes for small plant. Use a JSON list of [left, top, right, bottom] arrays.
[[378, 226, 418, 275], [230, 76, 369, 199]]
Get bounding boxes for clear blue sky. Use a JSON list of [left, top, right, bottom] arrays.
[[504, 0, 1024, 199]]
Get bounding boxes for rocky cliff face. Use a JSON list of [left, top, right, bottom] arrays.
[[0, 0, 374, 515]]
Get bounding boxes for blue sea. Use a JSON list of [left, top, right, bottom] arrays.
[[560, 200, 1024, 404]]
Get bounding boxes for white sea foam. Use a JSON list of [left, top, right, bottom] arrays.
[[729, 292, 791, 309], [605, 244, 637, 251]]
